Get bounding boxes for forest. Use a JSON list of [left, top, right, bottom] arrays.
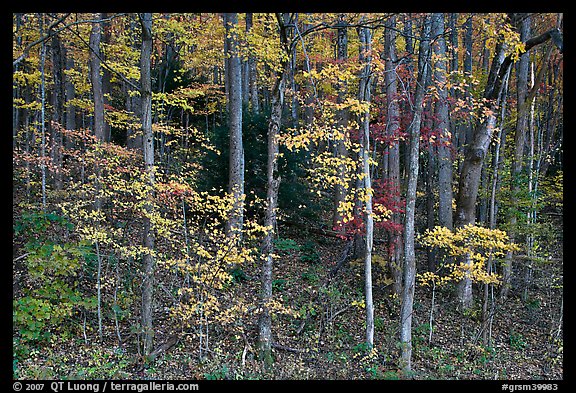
[[12, 12, 563, 381]]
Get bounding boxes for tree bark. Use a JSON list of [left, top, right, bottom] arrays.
[[502, 14, 530, 299], [399, 15, 431, 375], [455, 40, 506, 309], [139, 12, 155, 357], [333, 15, 349, 231], [384, 15, 403, 295], [224, 13, 245, 239], [357, 21, 374, 349], [431, 13, 453, 230], [258, 13, 291, 369], [246, 13, 260, 114], [50, 34, 65, 190], [89, 15, 107, 143]]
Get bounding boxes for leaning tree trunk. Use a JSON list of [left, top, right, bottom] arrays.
[[139, 12, 156, 357], [455, 15, 563, 309], [399, 15, 431, 375]]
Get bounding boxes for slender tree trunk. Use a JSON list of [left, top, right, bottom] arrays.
[[357, 22, 374, 349], [502, 14, 530, 299], [399, 15, 431, 375], [139, 12, 156, 357], [224, 13, 245, 239], [258, 13, 291, 369], [432, 13, 453, 230], [459, 15, 473, 175], [426, 146, 437, 272], [13, 13, 23, 146], [482, 68, 509, 345], [89, 15, 106, 142], [101, 13, 112, 142], [333, 15, 349, 231], [65, 54, 76, 135], [39, 14, 47, 211], [246, 13, 260, 114], [50, 34, 65, 190], [384, 15, 403, 295]]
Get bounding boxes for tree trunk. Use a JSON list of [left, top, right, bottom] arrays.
[[502, 14, 530, 299], [258, 13, 291, 369], [89, 15, 106, 143], [64, 54, 76, 136], [357, 22, 374, 349], [431, 13, 453, 230], [459, 15, 473, 174], [454, 40, 507, 309], [39, 14, 47, 210], [333, 15, 349, 231], [384, 15, 403, 295], [224, 13, 245, 239], [139, 12, 155, 357], [246, 13, 260, 114], [399, 15, 431, 375], [50, 34, 65, 190]]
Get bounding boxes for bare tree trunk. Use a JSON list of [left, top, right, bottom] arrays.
[[246, 13, 260, 114], [258, 13, 291, 369], [458, 15, 473, 175], [101, 13, 112, 142], [224, 13, 245, 239], [482, 68, 509, 346], [384, 16, 403, 295], [502, 14, 530, 299], [89, 15, 106, 142], [455, 40, 507, 310], [432, 13, 453, 230], [50, 34, 65, 190], [39, 14, 47, 210], [333, 15, 349, 231], [139, 12, 156, 357], [426, 146, 437, 272], [357, 22, 374, 349], [126, 15, 142, 150], [65, 54, 76, 135], [399, 15, 431, 375]]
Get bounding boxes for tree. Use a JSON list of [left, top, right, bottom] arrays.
[[139, 12, 155, 357], [357, 20, 374, 349], [246, 13, 260, 114], [224, 13, 245, 239], [332, 15, 349, 232], [431, 13, 453, 231], [88, 14, 107, 143], [454, 14, 563, 309], [258, 12, 292, 368], [399, 14, 431, 375], [383, 15, 403, 295]]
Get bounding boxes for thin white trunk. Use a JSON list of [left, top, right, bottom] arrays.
[[358, 22, 374, 349]]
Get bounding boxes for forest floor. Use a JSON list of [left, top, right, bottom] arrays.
[[14, 225, 563, 381]]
